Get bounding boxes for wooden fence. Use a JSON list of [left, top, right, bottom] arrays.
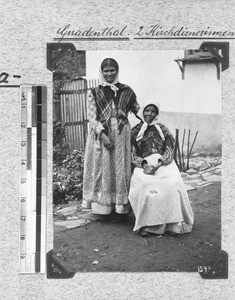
[[54, 78, 99, 151]]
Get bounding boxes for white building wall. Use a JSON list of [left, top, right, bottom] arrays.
[[179, 62, 221, 114]]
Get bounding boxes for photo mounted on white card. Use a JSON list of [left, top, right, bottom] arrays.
[[2, 1, 235, 299], [47, 43, 227, 276]]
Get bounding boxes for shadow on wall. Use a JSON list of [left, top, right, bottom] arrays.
[[159, 111, 221, 154]]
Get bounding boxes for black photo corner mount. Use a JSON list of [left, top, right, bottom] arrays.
[[46, 249, 75, 279], [199, 42, 229, 71], [47, 43, 76, 72], [175, 41, 229, 79], [47, 43, 86, 80], [198, 250, 228, 279]]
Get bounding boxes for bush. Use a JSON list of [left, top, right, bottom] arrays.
[[53, 121, 69, 165], [53, 150, 84, 205]]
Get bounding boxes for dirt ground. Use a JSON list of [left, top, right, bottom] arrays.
[[53, 182, 221, 273]]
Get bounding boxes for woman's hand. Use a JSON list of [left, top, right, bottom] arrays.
[[143, 161, 163, 175], [143, 164, 155, 175], [152, 161, 163, 173], [101, 132, 114, 150]]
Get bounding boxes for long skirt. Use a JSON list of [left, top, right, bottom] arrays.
[[82, 119, 131, 215], [129, 153, 194, 234]]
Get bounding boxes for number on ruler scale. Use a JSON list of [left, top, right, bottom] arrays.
[[21, 142, 27, 147], [21, 123, 26, 128], [21, 161, 26, 165], [21, 197, 26, 202], [21, 92, 26, 101], [21, 180, 26, 184]]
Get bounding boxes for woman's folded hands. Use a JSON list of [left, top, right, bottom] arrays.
[[143, 161, 163, 175]]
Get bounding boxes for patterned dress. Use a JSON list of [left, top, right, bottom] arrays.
[[129, 122, 194, 234], [82, 83, 139, 215]]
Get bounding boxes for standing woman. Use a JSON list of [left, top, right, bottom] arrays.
[[129, 101, 194, 237], [82, 58, 140, 219]]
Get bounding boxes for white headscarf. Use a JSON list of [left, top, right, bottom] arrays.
[[98, 63, 119, 97], [136, 101, 165, 142]]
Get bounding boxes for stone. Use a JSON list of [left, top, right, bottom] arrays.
[[195, 181, 212, 186], [67, 216, 80, 220], [208, 165, 221, 172], [202, 174, 221, 182], [54, 219, 91, 229], [186, 168, 197, 175], [200, 171, 211, 177], [189, 155, 222, 172], [212, 169, 221, 175], [57, 206, 78, 216], [187, 174, 202, 179], [184, 184, 195, 191], [200, 183, 213, 187], [78, 211, 104, 221], [184, 179, 203, 184]]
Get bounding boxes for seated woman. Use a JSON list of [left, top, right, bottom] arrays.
[[129, 101, 194, 237]]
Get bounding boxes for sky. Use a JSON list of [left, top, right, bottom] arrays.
[[85, 50, 221, 115]]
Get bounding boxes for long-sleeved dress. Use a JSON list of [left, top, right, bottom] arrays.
[[82, 83, 139, 215], [129, 122, 194, 234]]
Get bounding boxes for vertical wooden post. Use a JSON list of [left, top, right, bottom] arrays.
[[181, 129, 186, 172]]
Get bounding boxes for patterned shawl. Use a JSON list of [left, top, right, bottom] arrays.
[[131, 101, 174, 158], [91, 84, 136, 134], [132, 122, 173, 158]]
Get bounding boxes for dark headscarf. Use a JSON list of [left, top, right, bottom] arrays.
[[101, 58, 119, 72]]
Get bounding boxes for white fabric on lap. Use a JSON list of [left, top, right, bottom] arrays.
[[129, 154, 194, 233]]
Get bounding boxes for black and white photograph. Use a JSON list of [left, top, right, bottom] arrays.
[[52, 49, 221, 272], [1, 0, 235, 298]]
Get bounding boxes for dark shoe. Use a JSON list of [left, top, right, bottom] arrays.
[[168, 231, 181, 238], [115, 213, 129, 223], [139, 228, 151, 237], [100, 214, 112, 222]]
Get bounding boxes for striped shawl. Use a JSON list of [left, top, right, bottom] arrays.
[[91, 83, 137, 134]]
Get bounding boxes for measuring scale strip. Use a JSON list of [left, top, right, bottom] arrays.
[[28, 87, 37, 273], [19, 86, 34, 272], [20, 85, 46, 273], [30, 87, 39, 272], [20, 86, 29, 273]]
